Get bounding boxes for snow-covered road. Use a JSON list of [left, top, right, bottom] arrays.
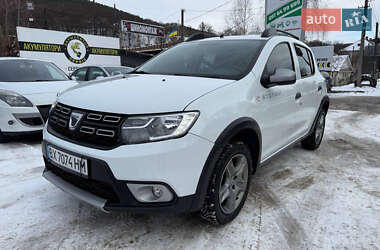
[[1, 103, 380, 249]]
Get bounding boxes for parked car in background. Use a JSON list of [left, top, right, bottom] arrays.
[[70, 66, 134, 82], [0, 58, 77, 142]]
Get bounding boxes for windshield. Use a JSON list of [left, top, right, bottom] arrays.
[[105, 66, 134, 75], [136, 40, 266, 80], [0, 59, 69, 82]]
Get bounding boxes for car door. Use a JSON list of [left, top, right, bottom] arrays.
[[87, 67, 107, 81], [71, 67, 88, 82], [293, 44, 320, 134], [259, 42, 304, 160]]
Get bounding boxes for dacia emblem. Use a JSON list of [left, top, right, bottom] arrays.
[[69, 112, 84, 131]]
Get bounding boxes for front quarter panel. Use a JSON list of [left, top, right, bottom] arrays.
[[186, 73, 261, 145]]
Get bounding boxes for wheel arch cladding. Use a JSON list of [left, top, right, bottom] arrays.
[[190, 117, 262, 211], [306, 95, 329, 137], [322, 96, 330, 113]]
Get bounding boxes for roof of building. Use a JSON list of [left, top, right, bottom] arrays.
[[341, 40, 375, 52]]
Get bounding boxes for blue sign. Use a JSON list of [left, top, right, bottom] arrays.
[[342, 8, 372, 31]]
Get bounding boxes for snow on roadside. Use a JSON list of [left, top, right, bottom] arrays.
[[326, 110, 380, 143], [1, 110, 380, 249], [329, 82, 380, 97]]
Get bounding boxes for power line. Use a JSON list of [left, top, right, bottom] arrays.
[[159, 10, 179, 22], [186, 7, 264, 13], [186, 0, 233, 23]]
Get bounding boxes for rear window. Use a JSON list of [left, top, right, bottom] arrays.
[[0, 59, 69, 82], [295, 45, 314, 78], [136, 40, 267, 80]]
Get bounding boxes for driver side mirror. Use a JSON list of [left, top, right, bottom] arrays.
[[262, 68, 296, 88], [70, 75, 78, 81], [321, 71, 331, 80]]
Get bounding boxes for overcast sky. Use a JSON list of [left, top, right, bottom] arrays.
[[96, 0, 380, 43]]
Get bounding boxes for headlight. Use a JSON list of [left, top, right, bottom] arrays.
[[0, 90, 33, 107], [121, 111, 199, 144]]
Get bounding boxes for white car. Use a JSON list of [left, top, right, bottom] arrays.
[[70, 66, 134, 82], [0, 58, 77, 142], [42, 30, 329, 225]]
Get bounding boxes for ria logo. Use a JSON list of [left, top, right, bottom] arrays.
[[69, 112, 84, 131], [302, 8, 372, 31], [342, 9, 372, 31]]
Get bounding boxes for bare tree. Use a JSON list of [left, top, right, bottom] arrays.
[[305, 0, 326, 41], [0, 0, 19, 56], [225, 0, 253, 35], [0, 0, 18, 37], [198, 22, 215, 34], [222, 27, 240, 36]]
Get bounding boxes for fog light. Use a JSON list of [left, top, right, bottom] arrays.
[[8, 120, 15, 125], [152, 186, 163, 198], [127, 183, 174, 203]]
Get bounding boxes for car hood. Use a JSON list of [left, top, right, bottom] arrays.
[[0, 80, 77, 105], [58, 74, 235, 114]]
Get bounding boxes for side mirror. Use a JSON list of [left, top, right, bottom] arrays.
[[70, 75, 78, 81], [321, 71, 331, 80], [95, 76, 105, 80], [264, 68, 296, 87]]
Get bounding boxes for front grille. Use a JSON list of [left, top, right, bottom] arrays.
[[48, 103, 125, 149], [20, 117, 43, 126], [46, 161, 119, 202], [37, 105, 52, 122]]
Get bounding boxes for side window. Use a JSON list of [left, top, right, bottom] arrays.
[[262, 43, 294, 83], [88, 67, 107, 81], [71, 68, 87, 81], [295, 45, 313, 77]]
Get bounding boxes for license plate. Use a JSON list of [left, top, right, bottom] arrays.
[[46, 145, 88, 177]]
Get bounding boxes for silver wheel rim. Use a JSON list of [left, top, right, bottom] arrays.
[[315, 112, 325, 144], [219, 154, 249, 215]]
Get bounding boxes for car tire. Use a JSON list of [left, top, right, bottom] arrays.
[[199, 142, 252, 225], [301, 111, 326, 150]]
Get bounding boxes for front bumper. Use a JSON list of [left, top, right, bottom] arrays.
[[0, 105, 44, 133], [42, 130, 214, 212]]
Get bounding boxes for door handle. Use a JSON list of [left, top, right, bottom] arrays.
[[295, 92, 302, 100]]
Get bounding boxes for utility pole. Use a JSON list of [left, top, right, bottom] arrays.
[[356, 0, 369, 87], [17, 0, 21, 26], [300, 0, 307, 41], [181, 9, 185, 42]]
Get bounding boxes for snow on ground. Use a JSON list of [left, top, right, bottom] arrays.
[[329, 82, 380, 97], [0, 106, 380, 249]]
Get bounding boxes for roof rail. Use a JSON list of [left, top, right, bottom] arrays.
[[186, 33, 216, 42], [261, 28, 299, 40]]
